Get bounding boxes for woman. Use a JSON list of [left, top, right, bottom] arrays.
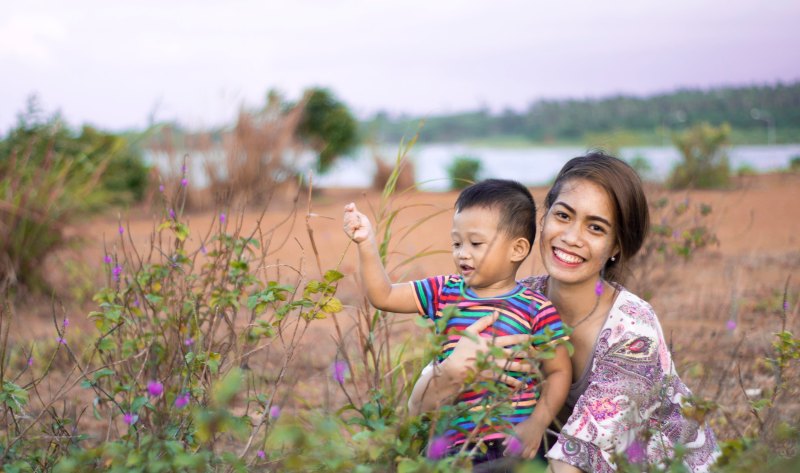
[[409, 153, 719, 472]]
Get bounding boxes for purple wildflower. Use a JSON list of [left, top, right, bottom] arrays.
[[257, 450, 266, 459], [27, 356, 33, 367], [784, 300, 790, 312], [595, 280, 604, 296], [147, 380, 164, 397], [184, 337, 194, 346], [169, 208, 176, 220], [159, 184, 165, 193], [331, 360, 348, 384], [726, 320, 737, 331], [174, 392, 190, 409], [200, 244, 207, 255], [57, 337, 67, 345], [118, 226, 124, 236], [133, 297, 140, 307], [505, 436, 523, 455], [63, 318, 70, 329], [269, 405, 281, 419], [112, 264, 123, 282], [427, 436, 449, 460], [180, 178, 188, 187], [123, 412, 138, 425], [625, 439, 646, 464], [103, 254, 112, 264], [219, 212, 226, 225], [181, 164, 187, 173]]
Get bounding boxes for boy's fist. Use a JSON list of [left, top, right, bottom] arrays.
[[343, 203, 373, 243]]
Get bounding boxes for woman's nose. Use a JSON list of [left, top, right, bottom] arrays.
[[560, 224, 583, 246]]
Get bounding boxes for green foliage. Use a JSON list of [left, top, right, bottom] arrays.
[[668, 123, 731, 189], [296, 87, 359, 173], [363, 82, 800, 144], [789, 155, 800, 172], [631, 196, 719, 300], [447, 155, 482, 190], [0, 102, 150, 290]]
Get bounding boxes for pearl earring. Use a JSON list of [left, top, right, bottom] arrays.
[[610, 256, 616, 262]]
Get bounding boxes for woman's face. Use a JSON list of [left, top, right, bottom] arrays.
[[540, 178, 619, 287]]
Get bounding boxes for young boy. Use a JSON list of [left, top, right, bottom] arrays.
[[342, 179, 571, 461]]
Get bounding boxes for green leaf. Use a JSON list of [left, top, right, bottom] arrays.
[[212, 368, 244, 406], [324, 269, 345, 283]]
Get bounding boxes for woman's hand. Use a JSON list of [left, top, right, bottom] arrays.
[[408, 313, 537, 415], [440, 312, 535, 387]]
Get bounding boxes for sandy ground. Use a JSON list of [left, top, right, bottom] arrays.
[[10, 171, 800, 439]]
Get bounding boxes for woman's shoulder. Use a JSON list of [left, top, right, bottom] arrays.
[[518, 275, 547, 292]]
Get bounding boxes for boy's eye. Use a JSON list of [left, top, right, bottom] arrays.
[[452, 242, 462, 249], [471, 241, 483, 247]]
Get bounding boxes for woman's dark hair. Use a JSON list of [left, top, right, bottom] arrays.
[[544, 151, 650, 283]]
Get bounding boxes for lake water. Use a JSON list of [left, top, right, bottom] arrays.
[[146, 143, 800, 191]]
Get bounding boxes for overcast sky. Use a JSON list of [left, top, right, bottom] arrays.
[[2, 0, 799, 131]]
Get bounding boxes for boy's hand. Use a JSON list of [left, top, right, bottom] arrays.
[[504, 418, 544, 459], [343, 202, 373, 243]]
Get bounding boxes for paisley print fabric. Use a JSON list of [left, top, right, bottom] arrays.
[[520, 276, 719, 472]]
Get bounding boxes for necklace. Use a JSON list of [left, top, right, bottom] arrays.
[[542, 276, 610, 330]]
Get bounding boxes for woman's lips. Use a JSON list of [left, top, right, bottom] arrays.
[[553, 247, 584, 266]]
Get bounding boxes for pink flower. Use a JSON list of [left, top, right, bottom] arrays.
[[147, 380, 164, 397], [219, 213, 226, 225], [184, 337, 194, 346], [180, 178, 188, 187], [726, 320, 737, 331], [112, 264, 123, 282], [159, 184, 165, 193], [118, 226, 124, 235], [595, 279, 604, 296], [505, 436, 523, 455], [57, 337, 67, 345], [625, 439, 646, 464], [269, 405, 281, 419], [331, 360, 348, 384], [63, 318, 69, 329], [27, 356, 33, 367], [103, 254, 112, 264], [427, 436, 449, 459], [123, 412, 138, 425], [174, 392, 190, 408], [169, 208, 176, 220], [257, 450, 266, 459]]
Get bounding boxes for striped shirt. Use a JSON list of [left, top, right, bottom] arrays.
[[411, 274, 565, 446]]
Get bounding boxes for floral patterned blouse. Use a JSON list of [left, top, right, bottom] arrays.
[[521, 276, 719, 472]]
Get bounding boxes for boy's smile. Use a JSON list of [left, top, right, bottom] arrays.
[[451, 206, 520, 297]]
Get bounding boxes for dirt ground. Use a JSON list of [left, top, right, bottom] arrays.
[[11, 171, 800, 439]]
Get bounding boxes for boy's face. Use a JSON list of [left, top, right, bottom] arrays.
[[451, 206, 519, 294]]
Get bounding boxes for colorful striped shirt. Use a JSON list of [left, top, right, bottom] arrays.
[[411, 274, 565, 446]]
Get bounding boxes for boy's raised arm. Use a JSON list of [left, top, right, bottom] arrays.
[[343, 202, 419, 313]]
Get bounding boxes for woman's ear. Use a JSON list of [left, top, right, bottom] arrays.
[[510, 237, 530, 262]]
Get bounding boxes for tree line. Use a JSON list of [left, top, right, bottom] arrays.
[[362, 82, 800, 143]]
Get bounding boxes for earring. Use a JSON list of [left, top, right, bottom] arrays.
[[611, 256, 616, 262]]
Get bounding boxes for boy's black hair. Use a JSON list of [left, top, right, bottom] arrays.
[[455, 179, 537, 250]]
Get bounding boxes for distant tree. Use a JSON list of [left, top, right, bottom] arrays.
[[668, 123, 731, 189], [447, 155, 483, 190], [296, 88, 359, 173]]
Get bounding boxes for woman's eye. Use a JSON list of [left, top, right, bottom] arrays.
[[555, 211, 569, 221], [589, 224, 606, 234]]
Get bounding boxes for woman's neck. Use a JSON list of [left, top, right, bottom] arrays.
[[546, 277, 605, 325]]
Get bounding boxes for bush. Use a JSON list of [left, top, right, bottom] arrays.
[[789, 155, 800, 172], [447, 155, 482, 190], [668, 123, 731, 189]]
